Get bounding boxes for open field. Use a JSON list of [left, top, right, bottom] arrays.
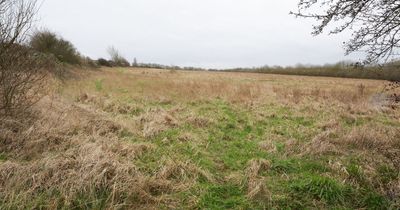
[[1, 67, 399, 209]]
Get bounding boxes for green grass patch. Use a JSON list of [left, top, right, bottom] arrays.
[[346, 162, 366, 184], [289, 174, 351, 205], [360, 191, 389, 210], [0, 153, 6, 162], [198, 184, 253, 210], [377, 164, 399, 185], [94, 79, 104, 91]]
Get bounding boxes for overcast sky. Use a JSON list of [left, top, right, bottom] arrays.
[[38, 0, 361, 69]]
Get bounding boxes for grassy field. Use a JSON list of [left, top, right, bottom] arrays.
[[1, 67, 399, 209]]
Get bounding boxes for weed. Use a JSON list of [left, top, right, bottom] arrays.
[[271, 159, 297, 174], [346, 162, 366, 184], [94, 79, 104, 91], [377, 165, 399, 185], [361, 191, 389, 210], [0, 153, 6, 162]]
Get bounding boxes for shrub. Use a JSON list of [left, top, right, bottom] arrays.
[[30, 30, 81, 65], [97, 58, 113, 67], [0, 0, 56, 117], [0, 44, 56, 117], [107, 46, 130, 67], [81, 56, 99, 68]]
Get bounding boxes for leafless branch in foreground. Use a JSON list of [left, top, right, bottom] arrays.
[[292, 0, 400, 64]]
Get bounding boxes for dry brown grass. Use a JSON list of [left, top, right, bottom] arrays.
[[301, 130, 342, 156], [157, 159, 215, 184], [186, 114, 213, 128], [258, 140, 278, 153], [302, 124, 400, 165], [244, 159, 271, 201], [59, 68, 395, 116], [1, 67, 399, 209], [0, 95, 212, 209], [61, 68, 274, 105], [136, 108, 179, 138], [343, 126, 400, 167]]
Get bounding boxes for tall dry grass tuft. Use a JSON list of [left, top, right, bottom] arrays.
[[302, 130, 342, 156], [157, 159, 215, 187], [303, 124, 400, 168], [258, 140, 278, 153], [272, 84, 373, 105], [244, 159, 271, 202], [137, 108, 179, 138], [343, 126, 400, 167]]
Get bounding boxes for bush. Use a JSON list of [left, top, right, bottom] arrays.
[[0, 44, 56, 116], [107, 46, 130, 67], [0, 0, 57, 117], [30, 30, 81, 65], [81, 57, 99, 68], [97, 58, 113, 67]]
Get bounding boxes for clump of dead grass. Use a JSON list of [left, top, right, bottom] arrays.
[[157, 159, 215, 184], [225, 172, 244, 185], [302, 131, 342, 156], [304, 124, 400, 167], [258, 140, 277, 153], [137, 108, 179, 138], [244, 159, 271, 202], [186, 114, 212, 128], [317, 119, 340, 131], [77, 93, 142, 115], [344, 126, 400, 168], [344, 126, 399, 150], [272, 82, 376, 107], [178, 132, 195, 142]]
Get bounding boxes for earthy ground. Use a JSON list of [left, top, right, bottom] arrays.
[[1, 67, 399, 209]]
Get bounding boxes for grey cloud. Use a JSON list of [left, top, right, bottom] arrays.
[[38, 0, 360, 68]]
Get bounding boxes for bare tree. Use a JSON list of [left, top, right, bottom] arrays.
[[0, 0, 51, 117], [1, 46, 54, 116], [292, 0, 400, 64], [107, 46, 130, 67], [132, 57, 138, 67], [0, 0, 37, 54]]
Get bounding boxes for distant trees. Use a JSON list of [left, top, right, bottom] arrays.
[[96, 47, 131, 67], [97, 58, 113, 67], [107, 46, 130, 67], [30, 30, 82, 65], [132, 58, 138, 67], [292, 0, 400, 64], [223, 62, 400, 81]]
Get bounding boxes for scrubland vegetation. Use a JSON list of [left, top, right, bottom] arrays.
[[1, 67, 399, 209], [1, 0, 400, 209]]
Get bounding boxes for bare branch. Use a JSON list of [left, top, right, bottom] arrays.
[[292, 0, 400, 64]]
